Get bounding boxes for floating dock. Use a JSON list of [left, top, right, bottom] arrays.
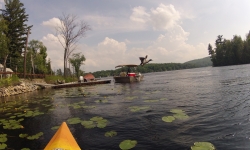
[[35, 79, 112, 89]]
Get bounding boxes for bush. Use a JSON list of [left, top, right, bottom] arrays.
[[45, 75, 77, 84], [0, 75, 20, 88]]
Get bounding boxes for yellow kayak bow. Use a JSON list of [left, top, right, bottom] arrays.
[[44, 122, 81, 150]]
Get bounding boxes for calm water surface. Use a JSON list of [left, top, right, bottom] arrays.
[[1, 65, 250, 149]]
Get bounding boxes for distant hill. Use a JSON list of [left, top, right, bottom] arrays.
[[184, 56, 212, 67], [91, 57, 212, 77]]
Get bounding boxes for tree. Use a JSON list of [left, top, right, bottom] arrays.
[[0, 16, 9, 74], [27, 40, 49, 74], [69, 53, 86, 78], [56, 69, 63, 76], [0, 0, 32, 71], [55, 13, 91, 77]]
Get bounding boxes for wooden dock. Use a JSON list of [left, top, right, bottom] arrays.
[[35, 79, 112, 89]]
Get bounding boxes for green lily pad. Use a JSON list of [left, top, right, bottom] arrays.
[[173, 113, 189, 120], [160, 98, 168, 101], [162, 116, 175, 123], [119, 140, 137, 150], [81, 121, 95, 129], [170, 109, 185, 114], [51, 126, 60, 130], [90, 116, 103, 121], [97, 122, 107, 128], [0, 143, 7, 149], [82, 105, 96, 109], [105, 130, 117, 137], [26, 132, 43, 140], [67, 117, 82, 124], [0, 134, 7, 143], [125, 96, 137, 100], [19, 134, 28, 138], [21, 148, 30, 150], [129, 106, 150, 112], [191, 142, 215, 150], [81, 117, 108, 129]]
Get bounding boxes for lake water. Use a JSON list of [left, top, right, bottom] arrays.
[[1, 64, 250, 150]]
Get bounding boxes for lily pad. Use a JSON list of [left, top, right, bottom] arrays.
[[51, 126, 60, 130], [119, 140, 137, 150], [0, 143, 7, 150], [90, 116, 103, 121], [27, 132, 44, 140], [105, 130, 117, 137], [162, 116, 175, 123], [67, 117, 82, 124], [19, 134, 28, 138], [97, 122, 107, 128], [160, 98, 168, 101], [21, 148, 30, 150], [82, 105, 96, 109], [81, 121, 95, 129], [0, 134, 7, 143], [170, 109, 185, 114], [129, 106, 150, 112], [125, 96, 137, 100], [81, 117, 108, 129], [191, 142, 215, 150], [173, 113, 189, 120]]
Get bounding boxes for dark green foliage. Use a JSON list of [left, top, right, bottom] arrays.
[[26, 40, 49, 74], [91, 62, 208, 78], [0, 75, 20, 88], [44, 75, 77, 84], [0, 0, 32, 70], [184, 57, 212, 67], [208, 31, 250, 66], [69, 53, 86, 78]]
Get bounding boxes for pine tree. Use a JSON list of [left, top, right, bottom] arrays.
[[0, 16, 9, 73], [0, 0, 32, 70]]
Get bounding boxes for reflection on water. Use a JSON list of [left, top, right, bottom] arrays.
[[1, 65, 250, 149]]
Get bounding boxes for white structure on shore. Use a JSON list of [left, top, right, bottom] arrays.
[[0, 64, 13, 78]]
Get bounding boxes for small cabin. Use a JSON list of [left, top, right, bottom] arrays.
[[79, 73, 95, 83]]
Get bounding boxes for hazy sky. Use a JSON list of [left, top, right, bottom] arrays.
[[1, 0, 250, 72]]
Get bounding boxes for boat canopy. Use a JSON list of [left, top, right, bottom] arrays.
[[115, 64, 138, 68]]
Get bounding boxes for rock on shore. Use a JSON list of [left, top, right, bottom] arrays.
[[0, 79, 45, 97]]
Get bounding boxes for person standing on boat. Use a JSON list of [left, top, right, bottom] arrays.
[[127, 67, 131, 76]]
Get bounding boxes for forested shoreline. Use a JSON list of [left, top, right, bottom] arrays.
[[208, 31, 250, 66], [92, 58, 212, 77]]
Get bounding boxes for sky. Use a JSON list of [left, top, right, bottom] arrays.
[[1, 0, 250, 72]]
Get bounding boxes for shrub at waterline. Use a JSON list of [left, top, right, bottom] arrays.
[[0, 75, 20, 88], [45, 75, 77, 84]]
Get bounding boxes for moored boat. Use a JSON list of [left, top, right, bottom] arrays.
[[44, 122, 81, 150], [113, 64, 143, 83]]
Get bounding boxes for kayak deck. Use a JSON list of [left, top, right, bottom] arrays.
[[44, 122, 81, 150]]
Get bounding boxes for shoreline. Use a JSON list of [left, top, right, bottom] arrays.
[[0, 79, 46, 97]]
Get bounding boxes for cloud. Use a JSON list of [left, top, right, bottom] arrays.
[[130, 4, 181, 30], [40, 4, 207, 73], [41, 34, 64, 70], [130, 6, 150, 23], [41, 25, 207, 73], [0, 0, 4, 9], [84, 14, 147, 32], [42, 17, 61, 28]]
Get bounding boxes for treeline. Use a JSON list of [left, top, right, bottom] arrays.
[[0, 0, 52, 75], [208, 31, 250, 66], [92, 63, 200, 77]]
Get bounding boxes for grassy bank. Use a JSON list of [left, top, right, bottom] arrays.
[[0, 75, 20, 88], [45, 75, 77, 84]]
